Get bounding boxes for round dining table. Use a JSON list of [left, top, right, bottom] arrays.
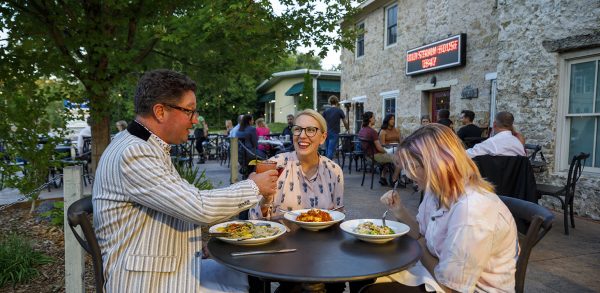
[[208, 221, 422, 293]]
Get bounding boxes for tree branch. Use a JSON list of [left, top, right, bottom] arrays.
[[150, 49, 204, 68]]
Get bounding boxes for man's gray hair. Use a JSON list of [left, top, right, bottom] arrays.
[[495, 111, 515, 129], [134, 69, 196, 116]]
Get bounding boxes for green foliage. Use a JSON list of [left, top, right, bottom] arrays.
[[267, 123, 288, 134], [0, 0, 362, 166], [0, 79, 71, 212], [0, 234, 53, 288], [174, 164, 214, 191], [271, 53, 323, 72], [298, 71, 314, 110], [40, 201, 65, 227]]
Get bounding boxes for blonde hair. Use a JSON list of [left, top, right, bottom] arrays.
[[115, 120, 128, 131], [295, 109, 327, 133], [255, 118, 266, 128], [398, 124, 493, 208]]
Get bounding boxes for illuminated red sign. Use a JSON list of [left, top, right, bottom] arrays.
[[405, 34, 466, 76]]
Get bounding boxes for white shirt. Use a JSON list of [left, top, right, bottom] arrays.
[[417, 189, 518, 292], [76, 126, 91, 155], [466, 130, 525, 158], [228, 124, 240, 138]]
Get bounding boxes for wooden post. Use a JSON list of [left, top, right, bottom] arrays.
[[63, 166, 85, 293], [230, 137, 238, 184]]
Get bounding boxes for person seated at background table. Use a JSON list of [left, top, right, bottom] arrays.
[[378, 114, 402, 153], [235, 114, 266, 158], [224, 119, 233, 136], [280, 114, 295, 151], [466, 111, 525, 158], [377, 123, 518, 292], [115, 120, 128, 132], [255, 118, 271, 154], [420, 115, 431, 126], [228, 114, 244, 138], [76, 116, 92, 155], [436, 109, 454, 129], [358, 111, 400, 186], [457, 110, 482, 141]]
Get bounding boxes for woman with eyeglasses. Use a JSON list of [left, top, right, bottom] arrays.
[[370, 124, 518, 292], [249, 109, 359, 292]]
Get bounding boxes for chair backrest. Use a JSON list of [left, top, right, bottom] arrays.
[[237, 138, 266, 179], [340, 134, 355, 153], [565, 152, 590, 203], [473, 155, 538, 203], [498, 195, 554, 293], [358, 137, 376, 159], [67, 196, 104, 293]]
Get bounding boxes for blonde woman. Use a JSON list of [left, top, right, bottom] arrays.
[[375, 124, 518, 292]]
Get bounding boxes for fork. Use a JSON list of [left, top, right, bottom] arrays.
[[383, 181, 399, 227]]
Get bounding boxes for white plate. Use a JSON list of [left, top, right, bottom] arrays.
[[283, 209, 346, 231], [340, 219, 410, 244], [209, 220, 286, 246]]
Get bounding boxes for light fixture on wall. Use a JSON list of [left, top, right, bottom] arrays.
[[430, 75, 437, 87]]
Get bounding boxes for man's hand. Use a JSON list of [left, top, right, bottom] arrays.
[[248, 170, 278, 199]]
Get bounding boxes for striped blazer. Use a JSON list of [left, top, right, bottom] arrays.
[[93, 121, 260, 292]]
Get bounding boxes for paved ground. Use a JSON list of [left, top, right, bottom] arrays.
[[2, 159, 598, 292]]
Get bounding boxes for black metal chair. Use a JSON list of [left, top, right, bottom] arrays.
[[337, 134, 355, 171], [499, 195, 554, 293], [67, 196, 104, 293], [238, 138, 266, 180], [524, 144, 548, 173], [358, 138, 393, 189], [359, 195, 554, 293], [536, 152, 589, 235]]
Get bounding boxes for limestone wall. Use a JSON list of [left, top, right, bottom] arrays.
[[495, 0, 600, 219]]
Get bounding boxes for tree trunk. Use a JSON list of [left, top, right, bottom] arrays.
[[90, 114, 111, 173]]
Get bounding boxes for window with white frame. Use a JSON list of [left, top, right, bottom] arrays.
[[385, 4, 398, 47], [561, 52, 600, 171], [356, 22, 365, 58], [380, 90, 399, 127]]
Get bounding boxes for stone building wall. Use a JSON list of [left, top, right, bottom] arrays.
[[495, 0, 600, 219], [342, 0, 600, 219], [341, 0, 500, 135]]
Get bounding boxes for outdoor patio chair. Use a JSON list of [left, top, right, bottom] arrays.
[[524, 144, 548, 173], [238, 138, 266, 180], [536, 152, 589, 235], [360, 196, 554, 293], [358, 138, 393, 189], [499, 195, 554, 293], [337, 134, 355, 171], [67, 196, 104, 293], [473, 155, 537, 203]]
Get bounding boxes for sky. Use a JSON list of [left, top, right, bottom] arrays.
[[269, 0, 341, 70]]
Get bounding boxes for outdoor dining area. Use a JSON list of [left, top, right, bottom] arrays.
[[55, 107, 599, 293]]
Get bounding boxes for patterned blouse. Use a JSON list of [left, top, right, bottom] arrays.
[[249, 152, 344, 219]]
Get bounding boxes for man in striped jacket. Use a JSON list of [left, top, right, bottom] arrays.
[[93, 69, 278, 292]]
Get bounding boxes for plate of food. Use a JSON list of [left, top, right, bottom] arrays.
[[283, 208, 345, 231], [209, 220, 286, 246], [340, 219, 410, 244]]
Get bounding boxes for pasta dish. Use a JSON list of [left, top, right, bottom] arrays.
[[296, 209, 333, 222], [216, 222, 279, 239], [354, 221, 395, 235]]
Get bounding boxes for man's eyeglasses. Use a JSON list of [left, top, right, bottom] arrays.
[[163, 103, 199, 121], [292, 125, 320, 137]]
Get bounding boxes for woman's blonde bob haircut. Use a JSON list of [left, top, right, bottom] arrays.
[[398, 124, 493, 208], [294, 109, 328, 134]]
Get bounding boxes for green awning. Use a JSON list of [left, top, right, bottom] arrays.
[[285, 82, 304, 96], [317, 80, 340, 93], [257, 92, 275, 103]]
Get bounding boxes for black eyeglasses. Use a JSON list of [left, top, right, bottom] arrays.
[[163, 103, 199, 121], [292, 125, 321, 137]]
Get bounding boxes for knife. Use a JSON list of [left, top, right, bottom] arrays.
[[230, 248, 297, 256]]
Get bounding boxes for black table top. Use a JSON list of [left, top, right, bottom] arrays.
[[208, 222, 422, 283]]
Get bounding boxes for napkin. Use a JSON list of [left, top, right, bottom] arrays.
[[375, 261, 445, 293]]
